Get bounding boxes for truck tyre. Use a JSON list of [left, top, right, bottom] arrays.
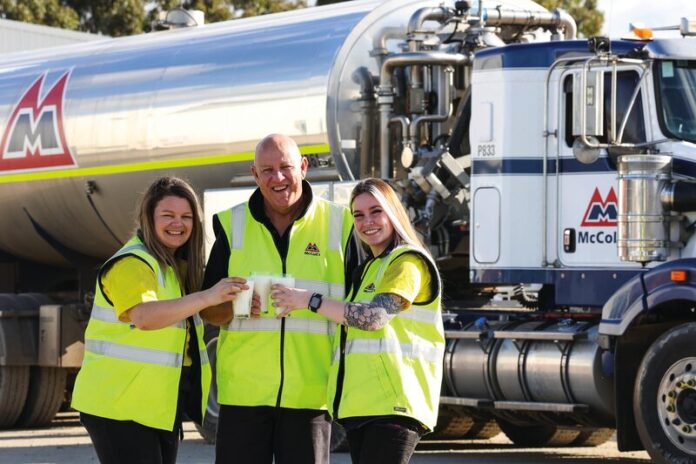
[[497, 419, 580, 447], [465, 418, 501, 439], [0, 366, 30, 427], [17, 367, 67, 427], [571, 428, 614, 447], [195, 337, 219, 444], [428, 407, 474, 439], [634, 322, 696, 464]]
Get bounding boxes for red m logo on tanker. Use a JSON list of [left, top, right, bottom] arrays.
[[0, 71, 76, 172]]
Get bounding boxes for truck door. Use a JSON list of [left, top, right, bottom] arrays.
[[556, 67, 650, 267]]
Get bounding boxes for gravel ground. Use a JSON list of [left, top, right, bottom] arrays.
[[0, 412, 652, 464]]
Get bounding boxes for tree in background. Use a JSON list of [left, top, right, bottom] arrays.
[[0, 0, 305, 36], [538, 0, 603, 38], [0, 0, 79, 30]]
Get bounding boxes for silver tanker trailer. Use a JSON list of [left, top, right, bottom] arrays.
[[2, 1, 696, 463]]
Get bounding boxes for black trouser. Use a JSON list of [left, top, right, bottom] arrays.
[[346, 419, 421, 464], [80, 365, 195, 464], [215, 405, 331, 464], [81, 412, 180, 464]]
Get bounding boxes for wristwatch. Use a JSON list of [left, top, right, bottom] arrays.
[[308, 293, 323, 313]]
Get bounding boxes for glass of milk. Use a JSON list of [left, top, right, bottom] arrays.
[[252, 273, 273, 314], [233, 279, 254, 319]]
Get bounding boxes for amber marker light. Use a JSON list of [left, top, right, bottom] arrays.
[[632, 27, 654, 39], [671, 270, 689, 283]]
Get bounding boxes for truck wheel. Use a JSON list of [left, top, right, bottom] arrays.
[[17, 367, 67, 427], [330, 422, 349, 452], [0, 366, 30, 427], [465, 418, 501, 439], [634, 322, 696, 464], [571, 428, 614, 447], [428, 408, 474, 439], [497, 419, 580, 447], [195, 337, 219, 444]]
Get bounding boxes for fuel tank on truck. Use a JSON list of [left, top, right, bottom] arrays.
[[0, 0, 547, 267]]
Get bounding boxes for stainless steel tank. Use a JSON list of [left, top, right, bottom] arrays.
[[0, 0, 549, 266], [445, 320, 615, 425], [617, 154, 673, 263], [0, 0, 389, 265]]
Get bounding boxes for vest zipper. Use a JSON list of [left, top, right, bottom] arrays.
[[272, 225, 291, 409]]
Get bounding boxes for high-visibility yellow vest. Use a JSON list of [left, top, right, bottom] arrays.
[[71, 236, 212, 431], [216, 196, 352, 409], [328, 245, 444, 431]]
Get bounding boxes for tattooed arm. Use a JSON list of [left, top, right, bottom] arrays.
[[272, 285, 408, 331], [343, 293, 408, 331]]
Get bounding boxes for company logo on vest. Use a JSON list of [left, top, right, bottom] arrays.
[[363, 283, 376, 293], [304, 242, 320, 256]]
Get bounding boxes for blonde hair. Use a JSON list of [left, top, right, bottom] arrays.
[[350, 178, 427, 254], [137, 176, 204, 293]]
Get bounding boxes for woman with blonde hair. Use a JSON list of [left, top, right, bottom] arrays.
[[72, 176, 247, 464], [272, 177, 445, 464]]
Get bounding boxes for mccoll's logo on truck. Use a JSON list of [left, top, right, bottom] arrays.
[[579, 187, 618, 244], [0, 71, 76, 172]]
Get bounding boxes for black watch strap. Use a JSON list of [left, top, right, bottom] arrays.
[[308, 293, 323, 313]]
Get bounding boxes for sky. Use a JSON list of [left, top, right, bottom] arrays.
[[598, 0, 695, 38]]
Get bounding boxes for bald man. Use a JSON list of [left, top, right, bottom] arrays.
[[202, 134, 358, 463]]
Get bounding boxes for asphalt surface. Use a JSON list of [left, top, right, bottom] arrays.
[[0, 412, 653, 463]]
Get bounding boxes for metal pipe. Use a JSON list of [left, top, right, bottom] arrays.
[[552, 9, 577, 40], [611, 60, 617, 142], [407, 6, 454, 35], [409, 66, 453, 141], [480, 8, 577, 40], [378, 52, 469, 178], [379, 52, 469, 91], [372, 27, 406, 57], [353, 67, 376, 178]]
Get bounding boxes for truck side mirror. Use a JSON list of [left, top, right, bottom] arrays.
[[572, 70, 604, 138]]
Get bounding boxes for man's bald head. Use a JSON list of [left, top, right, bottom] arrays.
[[254, 134, 302, 165], [251, 134, 308, 217]]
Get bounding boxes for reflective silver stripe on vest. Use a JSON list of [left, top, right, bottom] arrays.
[[295, 279, 345, 300], [343, 338, 443, 364], [90, 304, 186, 329], [90, 304, 121, 324], [226, 316, 334, 335], [230, 205, 246, 250], [328, 203, 344, 252], [226, 318, 281, 332], [398, 307, 439, 325], [199, 349, 210, 365], [112, 243, 165, 288], [285, 317, 335, 335], [86, 339, 183, 367]]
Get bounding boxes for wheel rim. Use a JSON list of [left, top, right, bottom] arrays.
[[658, 357, 696, 455]]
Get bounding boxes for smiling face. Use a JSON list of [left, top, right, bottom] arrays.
[[153, 195, 193, 252], [351, 192, 395, 256], [252, 135, 308, 217]]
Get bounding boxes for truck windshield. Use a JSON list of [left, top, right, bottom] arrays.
[[656, 60, 696, 144]]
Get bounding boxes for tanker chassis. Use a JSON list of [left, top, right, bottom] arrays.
[[0, 1, 695, 462]]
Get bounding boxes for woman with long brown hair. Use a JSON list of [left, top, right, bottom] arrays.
[[72, 176, 246, 464], [272, 178, 445, 463]]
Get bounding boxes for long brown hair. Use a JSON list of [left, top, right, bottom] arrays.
[[137, 176, 203, 293], [350, 178, 427, 253]]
